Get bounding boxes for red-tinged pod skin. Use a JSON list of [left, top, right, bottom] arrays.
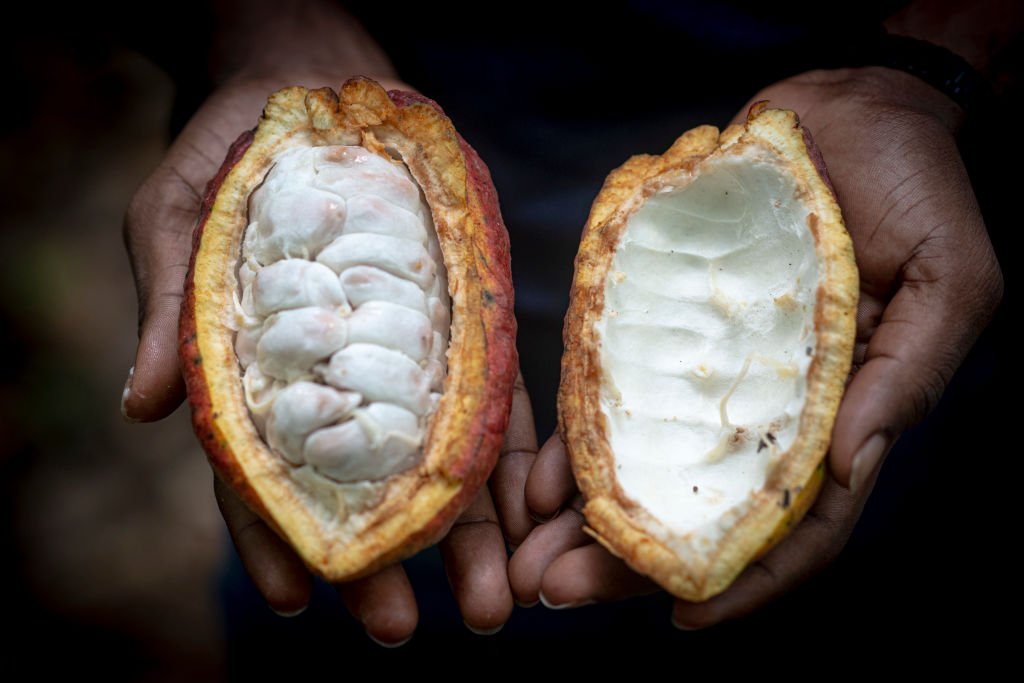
[[180, 78, 517, 581]]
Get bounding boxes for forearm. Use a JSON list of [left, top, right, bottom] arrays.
[[209, 0, 397, 86]]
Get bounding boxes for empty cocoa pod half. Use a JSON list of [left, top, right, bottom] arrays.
[[559, 105, 857, 601]]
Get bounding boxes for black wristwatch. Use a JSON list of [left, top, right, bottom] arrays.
[[860, 32, 994, 117]]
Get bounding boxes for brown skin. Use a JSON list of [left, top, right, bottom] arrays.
[[122, 3, 533, 644], [509, 65, 1003, 626]]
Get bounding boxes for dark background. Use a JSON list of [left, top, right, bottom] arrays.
[[3, 5, 1016, 678]]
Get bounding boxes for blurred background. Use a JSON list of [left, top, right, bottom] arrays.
[[2, 38, 226, 679], [3, 8, 1016, 680]]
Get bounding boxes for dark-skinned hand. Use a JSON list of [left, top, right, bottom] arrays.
[[122, 72, 539, 646], [508, 66, 1003, 628]]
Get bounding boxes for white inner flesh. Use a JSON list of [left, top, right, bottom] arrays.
[[235, 145, 450, 483], [598, 154, 818, 543]]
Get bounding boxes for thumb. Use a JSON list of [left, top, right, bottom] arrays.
[[121, 81, 269, 422], [830, 254, 1001, 495], [829, 285, 944, 494], [121, 165, 205, 421]]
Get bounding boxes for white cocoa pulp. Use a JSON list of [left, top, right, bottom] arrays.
[[235, 145, 450, 483], [598, 154, 818, 546]]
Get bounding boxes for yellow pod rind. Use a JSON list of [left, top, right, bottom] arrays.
[[559, 107, 857, 601]]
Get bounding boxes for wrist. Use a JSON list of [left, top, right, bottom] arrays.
[[868, 34, 993, 120]]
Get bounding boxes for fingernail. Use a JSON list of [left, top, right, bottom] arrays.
[[121, 365, 138, 422], [515, 599, 539, 608], [539, 590, 594, 610], [270, 604, 307, 618], [528, 509, 559, 524], [850, 433, 890, 496], [465, 621, 504, 636], [366, 632, 413, 649]]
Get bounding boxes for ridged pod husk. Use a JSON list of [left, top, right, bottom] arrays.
[[180, 77, 517, 581], [559, 105, 857, 601]]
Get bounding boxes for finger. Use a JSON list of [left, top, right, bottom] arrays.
[[122, 165, 205, 422], [525, 432, 578, 520], [489, 370, 539, 546], [672, 475, 864, 629], [214, 475, 312, 616], [507, 502, 589, 606], [834, 283, 996, 493], [440, 488, 514, 634], [540, 544, 660, 608], [339, 564, 419, 647]]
